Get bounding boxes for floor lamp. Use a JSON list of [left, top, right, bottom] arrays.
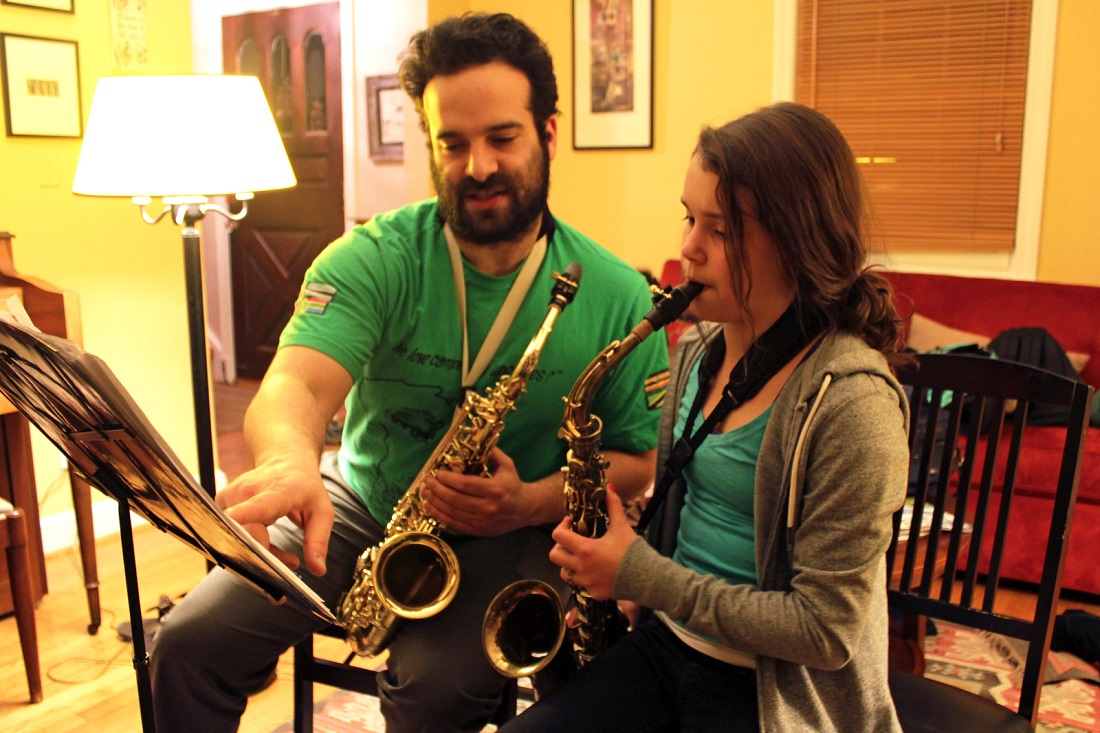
[[71, 75, 295, 731], [73, 75, 296, 500]]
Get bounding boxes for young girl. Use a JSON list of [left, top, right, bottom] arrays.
[[501, 102, 910, 732]]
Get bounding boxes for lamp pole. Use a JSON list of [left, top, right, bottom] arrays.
[[181, 206, 217, 500], [134, 197, 250, 506], [139, 196, 252, 502]]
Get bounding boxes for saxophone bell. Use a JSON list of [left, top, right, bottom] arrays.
[[482, 579, 566, 678], [372, 531, 461, 618]]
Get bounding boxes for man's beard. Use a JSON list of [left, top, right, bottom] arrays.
[[434, 144, 550, 245]]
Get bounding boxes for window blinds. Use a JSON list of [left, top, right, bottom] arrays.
[[796, 0, 1032, 253]]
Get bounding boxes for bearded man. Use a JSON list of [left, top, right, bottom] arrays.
[[149, 13, 668, 733]]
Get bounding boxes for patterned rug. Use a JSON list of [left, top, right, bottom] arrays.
[[277, 625, 1098, 732], [923, 621, 1099, 732], [269, 693, 387, 733]]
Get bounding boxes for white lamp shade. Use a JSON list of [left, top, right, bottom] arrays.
[[73, 75, 297, 198]]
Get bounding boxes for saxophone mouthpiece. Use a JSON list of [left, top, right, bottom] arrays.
[[551, 262, 583, 308], [644, 280, 703, 330]]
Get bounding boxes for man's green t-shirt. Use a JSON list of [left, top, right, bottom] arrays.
[[279, 199, 670, 525]]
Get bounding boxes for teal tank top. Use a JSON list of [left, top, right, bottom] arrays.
[[672, 354, 772, 586]]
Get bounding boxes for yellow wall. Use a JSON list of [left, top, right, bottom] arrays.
[[557, 0, 776, 278], [431, 1, 1100, 286], [0, 3, 196, 519], [1037, 0, 1100, 285]]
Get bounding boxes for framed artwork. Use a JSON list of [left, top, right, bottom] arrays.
[[572, 0, 653, 150], [0, 34, 82, 138], [366, 74, 404, 162], [109, 0, 148, 71], [0, 0, 74, 11]]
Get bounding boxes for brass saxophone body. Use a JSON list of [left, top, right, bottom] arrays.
[[336, 263, 582, 658], [481, 280, 702, 675], [559, 279, 702, 666]]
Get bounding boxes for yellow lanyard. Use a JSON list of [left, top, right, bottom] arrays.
[[444, 225, 547, 389]]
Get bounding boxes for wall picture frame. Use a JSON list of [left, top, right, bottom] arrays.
[[572, 0, 653, 150], [0, 0, 74, 12], [366, 74, 404, 163], [0, 34, 82, 138]]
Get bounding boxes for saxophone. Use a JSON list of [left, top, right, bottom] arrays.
[[481, 279, 702, 674], [559, 279, 702, 666], [336, 263, 583, 658]]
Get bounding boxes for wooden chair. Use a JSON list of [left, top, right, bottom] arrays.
[[293, 623, 533, 732], [0, 498, 42, 703], [888, 352, 1093, 731]]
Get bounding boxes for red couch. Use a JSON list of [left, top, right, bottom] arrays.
[[885, 271, 1100, 596]]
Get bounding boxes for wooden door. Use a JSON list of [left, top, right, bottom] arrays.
[[222, 3, 344, 379]]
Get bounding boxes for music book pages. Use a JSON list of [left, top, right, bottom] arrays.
[[0, 314, 337, 625]]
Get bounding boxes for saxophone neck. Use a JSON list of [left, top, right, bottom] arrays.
[[560, 279, 701, 434], [500, 262, 582, 386], [561, 333, 642, 437]]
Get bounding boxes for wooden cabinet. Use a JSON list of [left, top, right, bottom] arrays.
[[0, 231, 98, 631], [1, 409, 45, 615]]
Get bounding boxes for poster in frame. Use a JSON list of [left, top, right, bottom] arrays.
[[572, 0, 653, 150], [0, 33, 82, 138], [366, 74, 404, 162], [0, 0, 74, 12]]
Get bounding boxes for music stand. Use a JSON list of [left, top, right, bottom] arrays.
[[0, 316, 336, 731]]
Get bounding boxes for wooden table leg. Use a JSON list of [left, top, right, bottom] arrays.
[[2, 509, 43, 703], [69, 472, 101, 634]]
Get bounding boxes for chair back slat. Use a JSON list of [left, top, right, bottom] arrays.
[[983, 405, 1029, 610], [918, 420, 954, 593], [955, 401, 986, 607], [889, 352, 1093, 725], [936, 394, 968, 602]]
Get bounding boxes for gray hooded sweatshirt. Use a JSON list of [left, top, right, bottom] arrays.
[[616, 324, 909, 732]]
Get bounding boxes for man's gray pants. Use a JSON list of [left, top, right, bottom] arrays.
[[149, 451, 564, 732]]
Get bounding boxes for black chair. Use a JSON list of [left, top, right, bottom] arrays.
[[888, 352, 1093, 731], [293, 623, 534, 732]]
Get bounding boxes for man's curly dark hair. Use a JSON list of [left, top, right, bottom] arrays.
[[398, 13, 559, 143]]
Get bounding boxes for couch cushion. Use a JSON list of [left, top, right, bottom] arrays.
[[971, 491, 1100, 593], [885, 271, 1100, 391], [966, 426, 1100, 505], [1080, 322, 1100, 388]]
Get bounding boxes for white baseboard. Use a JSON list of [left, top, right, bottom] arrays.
[[39, 469, 226, 556], [40, 500, 149, 556]]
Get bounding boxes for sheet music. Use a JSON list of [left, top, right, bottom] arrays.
[[0, 316, 337, 625]]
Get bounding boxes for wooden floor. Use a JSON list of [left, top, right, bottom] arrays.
[[1, 379, 1098, 731]]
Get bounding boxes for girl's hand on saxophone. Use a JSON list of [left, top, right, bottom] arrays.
[[549, 486, 638, 601]]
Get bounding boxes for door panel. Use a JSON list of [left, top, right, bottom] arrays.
[[223, 3, 343, 379]]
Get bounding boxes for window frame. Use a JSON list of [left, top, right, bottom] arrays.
[[772, 0, 1057, 280]]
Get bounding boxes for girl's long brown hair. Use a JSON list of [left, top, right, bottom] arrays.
[[695, 102, 906, 365]]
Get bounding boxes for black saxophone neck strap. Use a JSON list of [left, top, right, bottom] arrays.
[[635, 302, 826, 534]]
